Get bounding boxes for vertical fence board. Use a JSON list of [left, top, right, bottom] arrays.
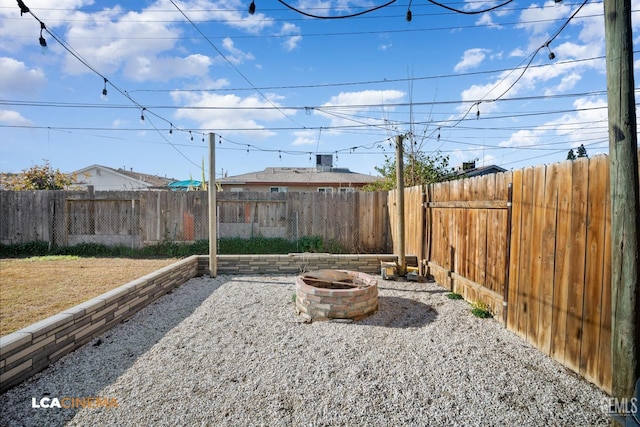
[[516, 167, 535, 340], [598, 156, 612, 393], [507, 169, 524, 333], [475, 176, 488, 288], [551, 160, 573, 364], [564, 158, 589, 373], [540, 163, 559, 356], [527, 165, 546, 347], [580, 155, 608, 384]]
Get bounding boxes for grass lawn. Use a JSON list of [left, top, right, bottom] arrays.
[[0, 256, 179, 336]]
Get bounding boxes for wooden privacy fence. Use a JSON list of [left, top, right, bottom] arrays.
[[396, 155, 617, 393], [0, 190, 392, 253]]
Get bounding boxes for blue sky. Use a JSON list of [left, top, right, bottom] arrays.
[[0, 0, 636, 181]]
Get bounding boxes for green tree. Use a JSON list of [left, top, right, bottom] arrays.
[[576, 144, 588, 158], [5, 161, 76, 190], [364, 149, 456, 191], [567, 149, 576, 160]]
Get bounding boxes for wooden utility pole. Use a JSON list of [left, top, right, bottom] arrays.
[[208, 133, 217, 277], [396, 134, 407, 276], [604, 0, 640, 403]]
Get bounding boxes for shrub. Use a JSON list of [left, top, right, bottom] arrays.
[[470, 300, 493, 318]]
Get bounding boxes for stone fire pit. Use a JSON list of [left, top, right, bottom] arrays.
[[295, 269, 378, 321]]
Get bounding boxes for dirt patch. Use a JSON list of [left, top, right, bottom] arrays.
[[0, 257, 179, 336]]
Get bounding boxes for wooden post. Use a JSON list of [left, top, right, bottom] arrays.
[[395, 135, 407, 276], [604, 0, 640, 403], [208, 133, 217, 277]]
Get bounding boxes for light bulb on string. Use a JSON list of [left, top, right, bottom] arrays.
[[101, 78, 108, 101], [189, 131, 193, 141], [247, 145, 250, 154], [169, 124, 173, 135], [278, 150, 282, 160], [248, 0, 256, 14], [202, 134, 205, 142], [39, 22, 47, 54], [140, 108, 146, 124], [545, 44, 556, 60]]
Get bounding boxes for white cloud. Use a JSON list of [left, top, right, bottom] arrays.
[[279, 23, 302, 51], [499, 97, 608, 148], [517, 1, 572, 36], [323, 90, 404, 107], [543, 72, 581, 96], [123, 53, 212, 82], [315, 89, 405, 132], [292, 129, 319, 146], [0, 57, 46, 96], [217, 38, 255, 65], [172, 91, 288, 137], [454, 48, 490, 72], [499, 128, 547, 148], [0, 110, 33, 126]]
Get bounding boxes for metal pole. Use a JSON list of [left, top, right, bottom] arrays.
[[208, 133, 217, 277], [396, 134, 407, 276]]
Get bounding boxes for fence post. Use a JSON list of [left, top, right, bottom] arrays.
[[208, 133, 217, 278], [604, 0, 640, 403]]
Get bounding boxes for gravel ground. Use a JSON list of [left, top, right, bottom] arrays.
[[0, 275, 611, 426]]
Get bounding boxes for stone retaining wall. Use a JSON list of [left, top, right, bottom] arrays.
[[198, 254, 414, 275], [0, 256, 199, 393]]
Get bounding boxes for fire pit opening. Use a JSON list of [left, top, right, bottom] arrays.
[[295, 269, 378, 321]]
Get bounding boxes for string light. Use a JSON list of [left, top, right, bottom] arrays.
[[169, 123, 173, 135], [189, 130, 193, 141], [38, 22, 47, 53], [546, 44, 556, 60], [406, 0, 413, 22], [140, 108, 146, 123], [202, 134, 205, 142], [101, 78, 108, 100], [248, 0, 256, 14]]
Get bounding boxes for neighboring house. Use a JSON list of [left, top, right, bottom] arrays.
[[73, 165, 175, 191], [217, 155, 378, 193], [456, 161, 506, 178]]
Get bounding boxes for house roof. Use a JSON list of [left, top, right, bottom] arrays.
[[460, 165, 507, 178], [218, 167, 378, 186], [74, 164, 176, 187]]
